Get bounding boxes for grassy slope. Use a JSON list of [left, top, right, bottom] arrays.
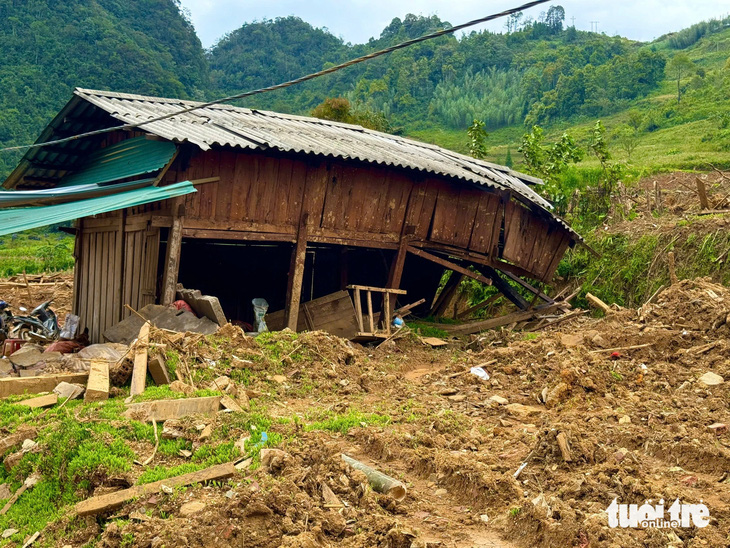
[[409, 26, 730, 173]]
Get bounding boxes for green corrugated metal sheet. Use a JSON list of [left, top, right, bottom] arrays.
[[0, 179, 156, 209], [0, 182, 195, 237], [59, 136, 176, 187]]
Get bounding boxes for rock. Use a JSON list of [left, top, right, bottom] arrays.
[[199, 424, 213, 441], [545, 382, 569, 408], [0, 484, 12, 500], [434, 488, 448, 496], [169, 380, 194, 395], [271, 375, 287, 384], [53, 382, 85, 400], [479, 514, 489, 524], [179, 450, 192, 458], [613, 448, 629, 463], [179, 501, 206, 517], [9, 344, 44, 369], [209, 376, 231, 391], [176, 287, 227, 326], [708, 423, 727, 435], [561, 333, 584, 347], [505, 403, 542, 418], [699, 372, 724, 386], [680, 475, 698, 487], [160, 484, 174, 495], [489, 395, 508, 405], [591, 334, 608, 348], [2, 528, 17, 538], [618, 415, 631, 425], [162, 420, 186, 440], [150, 537, 164, 548], [260, 448, 291, 473]]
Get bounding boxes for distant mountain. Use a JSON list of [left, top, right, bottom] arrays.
[[0, 0, 207, 176]]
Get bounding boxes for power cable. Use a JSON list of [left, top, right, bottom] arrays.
[[0, 0, 550, 154]]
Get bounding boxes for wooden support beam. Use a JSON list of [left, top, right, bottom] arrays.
[[430, 272, 463, 317], [75, 462, 236, 516], [353, 288, 364, 333], [161, 202, 184, 306], [407, 247, 492, 286], [456, 292, 503, 319], [379, 237, 410, 327], [497, 269, 554, 304], [482, 267, 530, 310], [130, 322, 150, 397], [285, 214, 308, 331], [585, 293, 611, 313], [346, 285, 407, 295]]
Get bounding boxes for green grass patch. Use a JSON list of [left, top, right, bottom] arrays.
[[0, 228, 74, 277], [304, 409, 391, 434]]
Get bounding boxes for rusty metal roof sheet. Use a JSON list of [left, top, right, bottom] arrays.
[[73, 88, 553, 210]]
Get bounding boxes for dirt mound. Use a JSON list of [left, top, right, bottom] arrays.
[[640, 277, 730, 331], [0, 272, 74, 319]]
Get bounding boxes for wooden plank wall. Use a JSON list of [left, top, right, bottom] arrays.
[[74, 213, 161, 342], [156, 148, 575, 282]]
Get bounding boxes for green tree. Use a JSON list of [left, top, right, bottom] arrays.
[[613, 125, 640, 161], [467, 119, 489, 159], [668, 53, 694, 103]]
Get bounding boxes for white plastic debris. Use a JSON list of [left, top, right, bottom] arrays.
[[470, 367, 490, 380]]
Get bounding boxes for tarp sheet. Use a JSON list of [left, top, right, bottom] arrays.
[[0, 182, 195, 237]]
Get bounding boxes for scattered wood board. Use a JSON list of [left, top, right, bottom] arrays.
[[421, 337, 448, 347], [17, 394, 58, 409], [0, 374, 89, 398], [130, 322, 150, 397], [122, 396, 222, 422], [75, 462, 236, 516]]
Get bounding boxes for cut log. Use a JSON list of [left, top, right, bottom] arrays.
[[130, 322, 150, 397], [75, 462, 236, 516], [585, 293, 611, 313], [0, 373, 88, 398], [341, 454, 407, 501], [84, 361, 110, 403], [123, 396, 222, 422], [17, 394, 58, 409], [147, 355, 171, 385]]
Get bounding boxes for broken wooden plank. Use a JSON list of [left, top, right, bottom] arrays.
[[147, 355, 171, 385], [0, 475, 39, 516], [587, 343, 654, 354], [346, 284, 407, 295], [585, 293, 611, 313], [17, 394, 58, 409], [456, 292, 502, 319], [394, 298, 426, 316], [130, 322, 150, 397], [123, 396, 222, 422], [84, 361, 110, 403], [0, 373, 88, 398], [75, 462, 236, 516], [445, 304, 561, 336], [696, 177, 710, 210]]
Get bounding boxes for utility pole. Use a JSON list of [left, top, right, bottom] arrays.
[[590, 21, 599, 33]]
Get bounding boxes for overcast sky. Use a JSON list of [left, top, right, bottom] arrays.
[[178, 0, 729, 48]]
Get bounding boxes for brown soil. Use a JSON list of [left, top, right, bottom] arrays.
[[0, 272, 74, 320], [49, 276, 730, 548]]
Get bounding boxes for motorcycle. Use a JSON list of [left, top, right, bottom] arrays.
[[9, 300, 60, 342]]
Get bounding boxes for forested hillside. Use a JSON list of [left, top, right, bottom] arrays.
[[0, 0, 207, 177], [1, 1, 729, 180]]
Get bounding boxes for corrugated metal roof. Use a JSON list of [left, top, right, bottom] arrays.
[[59, 136, 176, 187], [74, 88, 552, 209], [0, 179, 156, 209], [0, 181, 196, 237]]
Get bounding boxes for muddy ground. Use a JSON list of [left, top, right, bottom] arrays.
[[30, 275, 725, 548]]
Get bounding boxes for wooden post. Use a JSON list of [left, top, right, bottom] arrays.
[[353, 288, 364, 333], [696, 177, 710, 210], [379, 237, 409, 327], [285, 214, 308, 331], [366, 290, 374, 333], [668, 251, 678, 285], [162, 202, 184, 306], [654, 181, 662, 213]]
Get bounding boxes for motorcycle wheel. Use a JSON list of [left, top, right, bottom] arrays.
[[13, 328, 32, 341]]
